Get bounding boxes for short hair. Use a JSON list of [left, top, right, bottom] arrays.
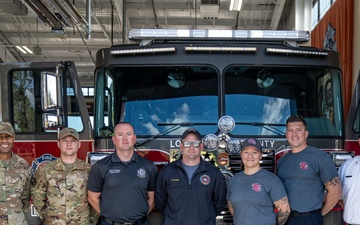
[[286, 115, 307, 130], [115, 122, 135, 132]]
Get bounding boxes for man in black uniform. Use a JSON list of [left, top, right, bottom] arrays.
[[155, 128, 227, 225], [88, 122, 158, 225]]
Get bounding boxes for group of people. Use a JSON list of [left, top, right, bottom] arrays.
[[0, 115, 359, 225]]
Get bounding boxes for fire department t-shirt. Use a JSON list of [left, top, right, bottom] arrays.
[[277, 146, 338, 212], [227, 168, 287, 225]]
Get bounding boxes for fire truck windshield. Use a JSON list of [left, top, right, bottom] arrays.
[[94, 65, 343, 138]]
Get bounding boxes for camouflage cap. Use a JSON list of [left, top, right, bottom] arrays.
[[0, 121, 15, 136], [242, 138, 262, 153], [58, 127, 79, 140]]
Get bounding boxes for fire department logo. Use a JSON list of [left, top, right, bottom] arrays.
[[137, 168, 147, 178], [252, 183, 262, 192], [200, 174, 211, 185], [31, 154, 57, 175], [299, 162, 308, 170]]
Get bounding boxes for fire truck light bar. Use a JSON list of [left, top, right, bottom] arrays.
[[110, 47, 176, 55], [129, 29, 310, 43], [184, 46, 257, 52], [266, 48, 329, 56]]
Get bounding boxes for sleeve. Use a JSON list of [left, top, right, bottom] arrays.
[[213, 169, 227, 215], [31, 167, 48, 221], [87, 162, 104, 192], [154, 169, 167, 214], [21, 166, 31, 212], [319, 151, 339, 184], [147, 163, 158, 192], [270, 176, 288, 202]]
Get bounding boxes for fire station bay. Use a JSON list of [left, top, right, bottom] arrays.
[[1, 0, 360, 225]]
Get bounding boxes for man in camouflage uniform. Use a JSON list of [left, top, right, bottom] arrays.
[[0, 121, 31, 225], [31, 127, 94, 225]]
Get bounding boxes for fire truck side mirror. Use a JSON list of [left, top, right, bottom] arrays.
[[41, 71, 61, 111]]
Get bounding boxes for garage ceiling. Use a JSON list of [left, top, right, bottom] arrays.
[[0, 0, 292, 85]]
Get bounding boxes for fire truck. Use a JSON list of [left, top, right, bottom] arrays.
[[1, 29, 360, 225]]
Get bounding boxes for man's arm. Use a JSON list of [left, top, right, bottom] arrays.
[[147, 191, 155, 213], [273, 196, 290, 225], [31, 168, 47, 221], [322, 177, 342, 216], [88, 190, 101, 214], [21, 167, 31, 211], [227, 201, 234, 215]]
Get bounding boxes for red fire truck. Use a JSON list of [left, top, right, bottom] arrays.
[[1, 29, 360, 225]]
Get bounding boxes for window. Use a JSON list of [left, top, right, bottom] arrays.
[[311, 0, 336, 30]]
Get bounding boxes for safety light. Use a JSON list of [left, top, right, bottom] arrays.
[[110, 47, 176, 55], [129, 29, 310, 44], [266, 48, 329, 56], [184, 46, 257, 52]]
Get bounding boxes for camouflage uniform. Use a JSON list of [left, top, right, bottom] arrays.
[[31, 158, 92, 225], [0, 152, 31, 225]]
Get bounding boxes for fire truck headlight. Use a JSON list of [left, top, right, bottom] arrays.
[[226, 139, 241, 155], [203, 134, 219, 151], [330, 152, 354, 168], [218, 115, 235, 134]]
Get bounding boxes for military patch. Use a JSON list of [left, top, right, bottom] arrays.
[[137, 168, 146, 178], [31, 154, 57, 175], [200, 174, 211, 185]]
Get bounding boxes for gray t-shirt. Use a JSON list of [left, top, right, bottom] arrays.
[[277, 146, 338, 212], [227, 168, 287, 225], [182, 162, 199, 180]]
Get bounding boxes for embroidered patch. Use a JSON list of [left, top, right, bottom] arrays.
[[252, 183, 262, 192], [200, 174, 211, 185], [137, 168, 146, 178], [31, 154, 57, 176], [299, 162, 308, 170], [109, 169, 121, 174]]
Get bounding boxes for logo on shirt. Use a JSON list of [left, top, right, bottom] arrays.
[[31, 154, 57, 175], [299, 162, 309, 170], [200, 174, 211, 185], [252, 183, 262, 192], [137, 168, 146, 178]]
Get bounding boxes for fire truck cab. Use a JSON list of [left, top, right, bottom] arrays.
[[2, 28, 360, 225]]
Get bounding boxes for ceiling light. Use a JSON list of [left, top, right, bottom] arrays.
[[230, 0, 243, 11], [22, 46, 33, 54], [16, 46, 27, 54]]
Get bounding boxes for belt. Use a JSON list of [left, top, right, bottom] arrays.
[[101, 216, 146, 225], [290, 209, 321, 217]]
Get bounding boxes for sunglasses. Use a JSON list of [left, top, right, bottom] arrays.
[[182, 141, 201, 148]]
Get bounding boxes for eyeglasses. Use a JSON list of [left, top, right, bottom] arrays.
[[182, 141, 201, 148]]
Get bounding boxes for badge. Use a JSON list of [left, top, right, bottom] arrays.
[[200, 174, 211, 185], [137, 168, 146, 178]]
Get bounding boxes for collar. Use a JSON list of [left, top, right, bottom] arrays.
[[111, 151, 138, 164], [54, 158, 85, 171]]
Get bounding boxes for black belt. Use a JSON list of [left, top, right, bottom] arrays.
[[101, 216, 146, 225], [290, 209, 321, 217]]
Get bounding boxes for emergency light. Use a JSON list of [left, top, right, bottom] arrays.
[[128, 29, 310, 43]]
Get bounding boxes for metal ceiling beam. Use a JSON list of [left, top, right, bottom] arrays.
[[270, 0, 286, 30]]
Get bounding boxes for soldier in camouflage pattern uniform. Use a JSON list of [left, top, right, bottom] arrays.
[[0, 121, 31, 225], [31, 128, 94, 225]]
